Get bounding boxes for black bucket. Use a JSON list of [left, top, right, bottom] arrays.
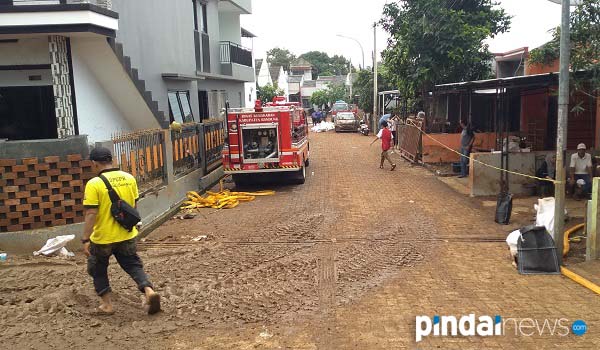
[[517, 225, 560, 275]]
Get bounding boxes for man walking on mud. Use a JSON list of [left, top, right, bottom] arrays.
[[82, 147, 161, 315], [372, 120, 396, 171]]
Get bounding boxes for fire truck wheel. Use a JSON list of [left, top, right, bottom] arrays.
[[232, 174, 249, 188], [304, 158, 310, 167], [292, 165, 306, 184]]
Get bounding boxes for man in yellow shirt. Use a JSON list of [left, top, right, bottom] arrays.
[[82, 147, 160, 315]]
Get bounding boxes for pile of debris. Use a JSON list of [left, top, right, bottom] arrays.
[[311, 121, 335, 133]]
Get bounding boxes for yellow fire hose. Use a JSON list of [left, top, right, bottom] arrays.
[[180, 178, 275, 210], [560, 224, 600, 295], [563, 223, 585, 257]]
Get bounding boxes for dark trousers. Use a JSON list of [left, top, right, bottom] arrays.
[[87, 238, 153, 296], [460, 146, 471, 177]]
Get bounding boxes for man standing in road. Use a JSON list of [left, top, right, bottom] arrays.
[[458, 120, 475, 178], [82, 147, 161, 315], [570, 143, 593, 196], [372, 120, 396, 171]]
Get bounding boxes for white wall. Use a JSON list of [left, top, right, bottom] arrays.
[[70, 37, 160, 139], [218, 12, 241, 45], [0, 38, 50, 65], [0, 70, 52, 87], [71, 42, 133, 144], [244, 81, 256, 108]]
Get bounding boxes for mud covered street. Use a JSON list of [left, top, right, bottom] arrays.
[[2, 131, 600, 350]]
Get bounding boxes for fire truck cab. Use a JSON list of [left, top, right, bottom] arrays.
[[223, 97, 310, 185]]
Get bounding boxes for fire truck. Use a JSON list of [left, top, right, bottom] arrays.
[[222, 97, 310, 185]]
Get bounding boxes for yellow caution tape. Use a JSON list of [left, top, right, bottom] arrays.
[[406, 120, 560, 184]]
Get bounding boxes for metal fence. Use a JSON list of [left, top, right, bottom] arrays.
[[202, 120, 225, 173], [398, 119, 424, 163], [171, 123, 201, 178], [112, 129, 166, 194], [219, 41, 253, 67]]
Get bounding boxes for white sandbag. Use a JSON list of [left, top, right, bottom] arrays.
[[535, 198, 556, 240], [33, 234, 75, 256], [506, 229, 521, 257], [310, 121, 335, 133]]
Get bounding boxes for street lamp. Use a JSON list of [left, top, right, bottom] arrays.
[[547, 0, 581, 266], [336, 34, 365, 70]]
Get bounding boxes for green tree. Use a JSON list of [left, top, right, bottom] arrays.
[[299, 51, 353, 77], [299, 51, 334, 76], [352, 68, 394, 113], [310, 90, 329, 109], [256, 83, 284, 103], [529, 0, 599, 99], [266, 48, 296, 71], [380, 0, 511, 103], [326, 83, 348, 104]]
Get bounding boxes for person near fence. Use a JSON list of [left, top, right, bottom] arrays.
[[458, 120, 475, 178], [536, 153, 556, 197], [569, 143, 593, 197], [82, 147, 161, 316], [372, 120, 396, 171]]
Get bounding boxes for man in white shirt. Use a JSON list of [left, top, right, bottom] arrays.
[[570, 143, 593, 195]]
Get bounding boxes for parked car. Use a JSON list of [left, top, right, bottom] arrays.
[[334, 112, 359, 132]]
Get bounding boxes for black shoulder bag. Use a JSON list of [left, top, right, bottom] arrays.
[[99, 174, 141, 232]]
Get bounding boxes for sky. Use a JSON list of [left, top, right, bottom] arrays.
[[240, 0, 564, 69]]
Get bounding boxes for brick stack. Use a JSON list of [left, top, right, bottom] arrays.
[[0, 154, 95, 233]]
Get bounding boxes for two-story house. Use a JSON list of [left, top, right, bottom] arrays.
[[0, 0, 254, 145]]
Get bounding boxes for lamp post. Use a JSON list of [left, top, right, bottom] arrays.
[[548, 0, 581, 266], [336, 34, 365, 70]]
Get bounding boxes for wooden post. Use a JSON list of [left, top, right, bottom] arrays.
[[587, 177, 600, 261]]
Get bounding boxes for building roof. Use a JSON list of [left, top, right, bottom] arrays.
[[317, 75, 346, 85], [269, 65, 282, 82], [241, 27, 256, 38], [288, 75, 304, 83], [434, 72, 559, 94], [290, 57, 312, 68], [303, 80, 316, 88]]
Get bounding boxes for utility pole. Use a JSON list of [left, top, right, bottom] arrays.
[[554, 0, 572, 266], [373, 22, 378, 131]]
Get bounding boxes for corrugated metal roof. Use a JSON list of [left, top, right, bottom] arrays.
[[303, 80, 316, 88]]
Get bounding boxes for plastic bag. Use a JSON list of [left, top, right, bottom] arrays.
[[506, 229, 521, 258], [33, 234, 75, 256], [495, 192, 513, 225]]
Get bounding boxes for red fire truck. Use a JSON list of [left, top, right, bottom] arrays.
[[222, 97, 310, 185]]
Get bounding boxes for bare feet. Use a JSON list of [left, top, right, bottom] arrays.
[[92, 292, 114, 315], [144, 287, 161, 315]]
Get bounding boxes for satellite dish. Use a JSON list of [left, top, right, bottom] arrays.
[[547, 0, 583, 5]]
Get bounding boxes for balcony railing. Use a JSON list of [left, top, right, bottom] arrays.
[[219, 41, 252, 67], [7, 0, 110, 6]]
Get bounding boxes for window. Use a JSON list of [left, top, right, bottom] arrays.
[[192, 0, 199, 31], [0, 86, 57, 140], [178, 91, 193, 122], [168, 91, 194, 123], [200, 3, 208, 33]]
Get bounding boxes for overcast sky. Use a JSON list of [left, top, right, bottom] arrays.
[[241, 0, 563, 69]]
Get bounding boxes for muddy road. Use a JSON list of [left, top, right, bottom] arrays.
[[1, 132, 436, 349]]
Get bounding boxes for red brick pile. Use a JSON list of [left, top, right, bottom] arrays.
[[0, 154, 95, 233]]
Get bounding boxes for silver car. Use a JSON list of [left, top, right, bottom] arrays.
[[334, 112, 359, 132]]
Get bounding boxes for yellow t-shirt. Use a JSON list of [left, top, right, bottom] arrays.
[[83, 169, 139, 244]]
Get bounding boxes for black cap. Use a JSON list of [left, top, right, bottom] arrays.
[[89, 147, 113, 162]]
